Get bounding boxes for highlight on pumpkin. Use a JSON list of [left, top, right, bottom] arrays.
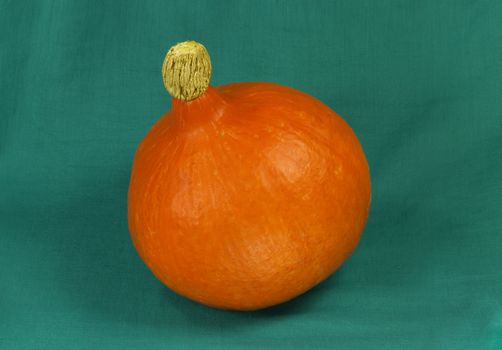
[[161, 40, 212, 101]]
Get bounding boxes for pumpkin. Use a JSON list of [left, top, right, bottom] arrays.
[[128, 41, 371, 311]]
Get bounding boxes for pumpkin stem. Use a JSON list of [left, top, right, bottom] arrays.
[[162, 41, 212, 102]]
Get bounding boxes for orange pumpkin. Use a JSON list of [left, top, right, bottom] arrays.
[[128, 41, 371, 310]]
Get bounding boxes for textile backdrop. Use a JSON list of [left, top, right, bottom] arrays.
[[1, 1, 501, 349]]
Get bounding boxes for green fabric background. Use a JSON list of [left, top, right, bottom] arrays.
[[1, 0, 502, 349]]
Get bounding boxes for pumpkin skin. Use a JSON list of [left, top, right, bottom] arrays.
[[128, 81, 371, 311]]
